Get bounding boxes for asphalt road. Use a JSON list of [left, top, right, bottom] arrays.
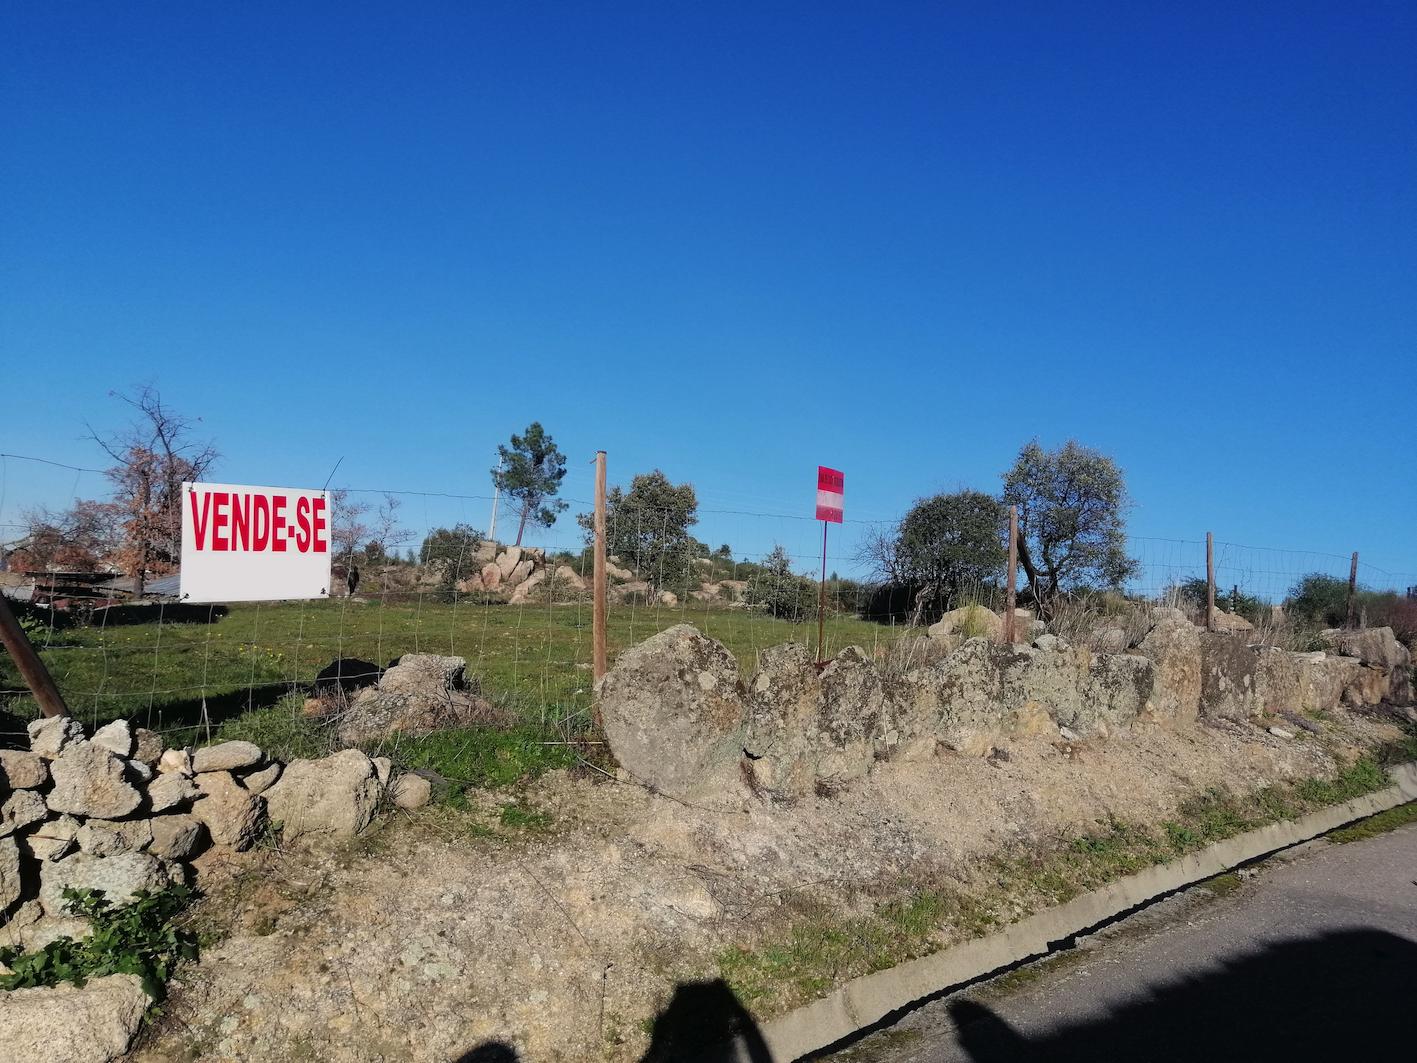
[[825, 823, 1417, 1062]]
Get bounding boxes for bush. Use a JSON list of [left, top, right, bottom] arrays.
[[1286, 573, 1350, 627], [744, 546, 817, 621]]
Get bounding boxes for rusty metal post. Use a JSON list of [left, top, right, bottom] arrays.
[[1004, 505, 1018, 643], [1346, 551, 1359, 628], [0, 594, 69, 718], [1205, 532, 1215, 632], [592, 451, 608, 688]]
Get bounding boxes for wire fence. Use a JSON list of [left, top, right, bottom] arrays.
[[3, 451, 1415, 752]]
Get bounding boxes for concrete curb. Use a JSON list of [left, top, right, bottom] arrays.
[[761, 761, 1417, 1061]]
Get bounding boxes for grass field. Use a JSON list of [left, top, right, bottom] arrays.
[[1, 598, 908, 779]]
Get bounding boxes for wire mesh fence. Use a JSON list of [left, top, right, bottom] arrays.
[[3, 451, 1415, 760]]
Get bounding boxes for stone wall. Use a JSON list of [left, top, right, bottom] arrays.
[[598, 616, 1414, 802], [1, 720, 432, 956]]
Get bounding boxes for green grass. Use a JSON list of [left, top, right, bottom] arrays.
[[717, 758, 1400, 1016], [1, 599, 904, 744], [1328, 801, 1417, 843]]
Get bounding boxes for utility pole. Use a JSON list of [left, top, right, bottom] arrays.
[[0, 595, 69, 718], [488, 456, 502, 545]]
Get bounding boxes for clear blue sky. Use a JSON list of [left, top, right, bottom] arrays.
[[2, 3, 1414, 590]]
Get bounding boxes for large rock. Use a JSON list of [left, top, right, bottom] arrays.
[[743, 643, 822, 799], [149, 814, 207, 861], [47, 744, 143, 819], [90, 720, 134, 758], [76, 818, 154, 858], [38, 851, 175, 915], [480, 562, 503, 590], [507, 568, 546, 604], [0, 835, 20, 910], [1320, 626, 1410, 670], [1207, 608, 1254, 634], [504, 558, 535, 589], [0, 789, 47, 837], [27, 716, 86, 759], [554, 565, 587, 591], [495, 546, 523, 579], [908, 638, 1038, 756], [192, 771, 267, 850], [597, 625, 747, 799], [20, 814, 79, 862], [1199, 633, 1262, 721], [1077, 654, 1154, 735], [339, 652, 500, 745], [0, 973, 149, 1063], [192, 740, 263, 773], [146, 771, 199, 812], [1137, 615, 1202, 722], [814, 646, 896, 782], [389, 773, 432, 810], [264, 749, 381, 842], [927, 605, 1003, 643], [132, 728, 164, 767], [0, 749, 48, 789]]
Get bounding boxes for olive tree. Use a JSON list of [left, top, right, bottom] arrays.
[[865, 489, 1006, 627], [1001, 439, 1136, 617]]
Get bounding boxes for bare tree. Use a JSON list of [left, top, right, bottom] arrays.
[[88, 386, 218, 595]]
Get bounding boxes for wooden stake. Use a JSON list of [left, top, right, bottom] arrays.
[[0, 595, 69, 718], [1347, 551, 1359, 629], [1205, 532, 1215, 632], [817, 521, 828, 663], [1004, 505, 1018, 644], [592, 451, 608, 689]]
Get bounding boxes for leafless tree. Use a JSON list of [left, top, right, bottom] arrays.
[[88, 386, 218, 595]]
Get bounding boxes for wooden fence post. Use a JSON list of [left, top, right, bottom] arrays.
[[1004, 505, 1018, 644], [0, 595, 70, 718], [1346, 551, 1359, 628], [592, 451, 608, 693], [1205, 532, 1215, 632]]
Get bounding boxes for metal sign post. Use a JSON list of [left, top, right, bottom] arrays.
[[815, 466, 844, 663]]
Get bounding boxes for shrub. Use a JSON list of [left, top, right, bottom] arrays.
[[0, 885, 198, 1000], [1286, 573, 1350, 627], [744, 546, 817, 621]]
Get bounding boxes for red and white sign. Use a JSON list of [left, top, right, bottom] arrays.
[[180, 482, 332, 603], [816, 466, 844, 523]]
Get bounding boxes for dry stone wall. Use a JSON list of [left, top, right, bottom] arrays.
[[599, 617, 1414, 802]]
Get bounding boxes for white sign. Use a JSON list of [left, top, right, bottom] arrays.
[[180, 482, 332, 603]]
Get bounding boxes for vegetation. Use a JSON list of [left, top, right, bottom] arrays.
[[0, 885, 198, 1000], [744, 545, 817, 620], [1002, 439, 1137, 617], [865, 489, 1006, 626], [717, 756, 1399, 1015], [579, 470, 700, 593], [493, 422, 568, 546]]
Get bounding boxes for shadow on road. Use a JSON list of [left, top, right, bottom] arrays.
[[453, 977, 770, 1063], [950, 928, 1417, 1061]]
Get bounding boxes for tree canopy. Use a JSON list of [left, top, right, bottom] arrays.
[[579, 470, 698, 590], [1001, 439, 1136, 615], [493, 423, 568, 546]]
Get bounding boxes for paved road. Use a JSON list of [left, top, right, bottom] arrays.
[[826, 824, 1417, 1062]]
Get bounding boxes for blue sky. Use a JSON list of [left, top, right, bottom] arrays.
[[2, 2, 1414, 590]]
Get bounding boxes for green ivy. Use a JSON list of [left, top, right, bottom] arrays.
[[0, 885, 198, 1000]]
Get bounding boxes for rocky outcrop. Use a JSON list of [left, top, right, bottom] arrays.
[[927, 605, 1003, 643], [596, 624, 747, 799], [1138, 614, 1202, 722], [339, 653, 501, 745], [1199, 632, 1262, 721]]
